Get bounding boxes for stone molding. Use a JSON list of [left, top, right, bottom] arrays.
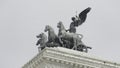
[[22, 47, 120, 68]]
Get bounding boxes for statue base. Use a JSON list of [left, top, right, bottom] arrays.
[[22, 47, 120, 68]]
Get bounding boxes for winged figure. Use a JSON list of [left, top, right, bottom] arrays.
[[67, 7, 91, 33]]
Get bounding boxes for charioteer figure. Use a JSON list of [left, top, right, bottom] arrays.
[[67, 7, 91, 33]]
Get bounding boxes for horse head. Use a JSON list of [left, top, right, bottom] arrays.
[[36, 33, 44, 38], [57, 21, 62, 28], [57, 21, 65, 30], [44, 25, 50, 32]]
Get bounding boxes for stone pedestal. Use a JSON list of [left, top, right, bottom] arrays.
[[22, 47, 120, 68]]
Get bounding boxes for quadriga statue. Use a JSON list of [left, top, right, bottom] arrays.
[[36, 7, 92, 53]]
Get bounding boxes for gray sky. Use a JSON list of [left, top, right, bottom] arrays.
[[0, 0, 120, 68]]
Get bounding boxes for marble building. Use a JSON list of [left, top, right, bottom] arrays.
[[22, 47, 120, 68]]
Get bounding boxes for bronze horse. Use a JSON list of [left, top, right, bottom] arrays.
[[57, 21, 91, 52], [44, 25, 62, 47], [36, 33, 47, 50]]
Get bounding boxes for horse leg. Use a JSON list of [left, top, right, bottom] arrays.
[[58, 36, 64, 47], [72, 39, 77, 50]]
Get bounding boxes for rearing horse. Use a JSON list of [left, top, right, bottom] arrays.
[[36, 33, 47, 50], [44, 25, 62, 47], [57, 21, 81, 49], [57, 21, 92, 52]]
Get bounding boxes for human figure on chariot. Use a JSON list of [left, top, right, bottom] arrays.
[[67, 7, 91, 33]]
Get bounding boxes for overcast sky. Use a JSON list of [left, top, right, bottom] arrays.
[[0, 0, 120, 68]]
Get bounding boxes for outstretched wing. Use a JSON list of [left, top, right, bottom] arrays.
[[77, 7, 91, 26]]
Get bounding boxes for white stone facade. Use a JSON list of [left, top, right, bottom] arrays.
[[22, 47, 120, 68]]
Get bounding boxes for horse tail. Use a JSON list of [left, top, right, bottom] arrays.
[[77, 34, 83, 39], [87, 46, 92, 49]]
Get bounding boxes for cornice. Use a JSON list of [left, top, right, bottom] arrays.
[[22, 47, 120, 68]]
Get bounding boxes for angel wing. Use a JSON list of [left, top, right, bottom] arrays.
[[75, 7, 91, 27]]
